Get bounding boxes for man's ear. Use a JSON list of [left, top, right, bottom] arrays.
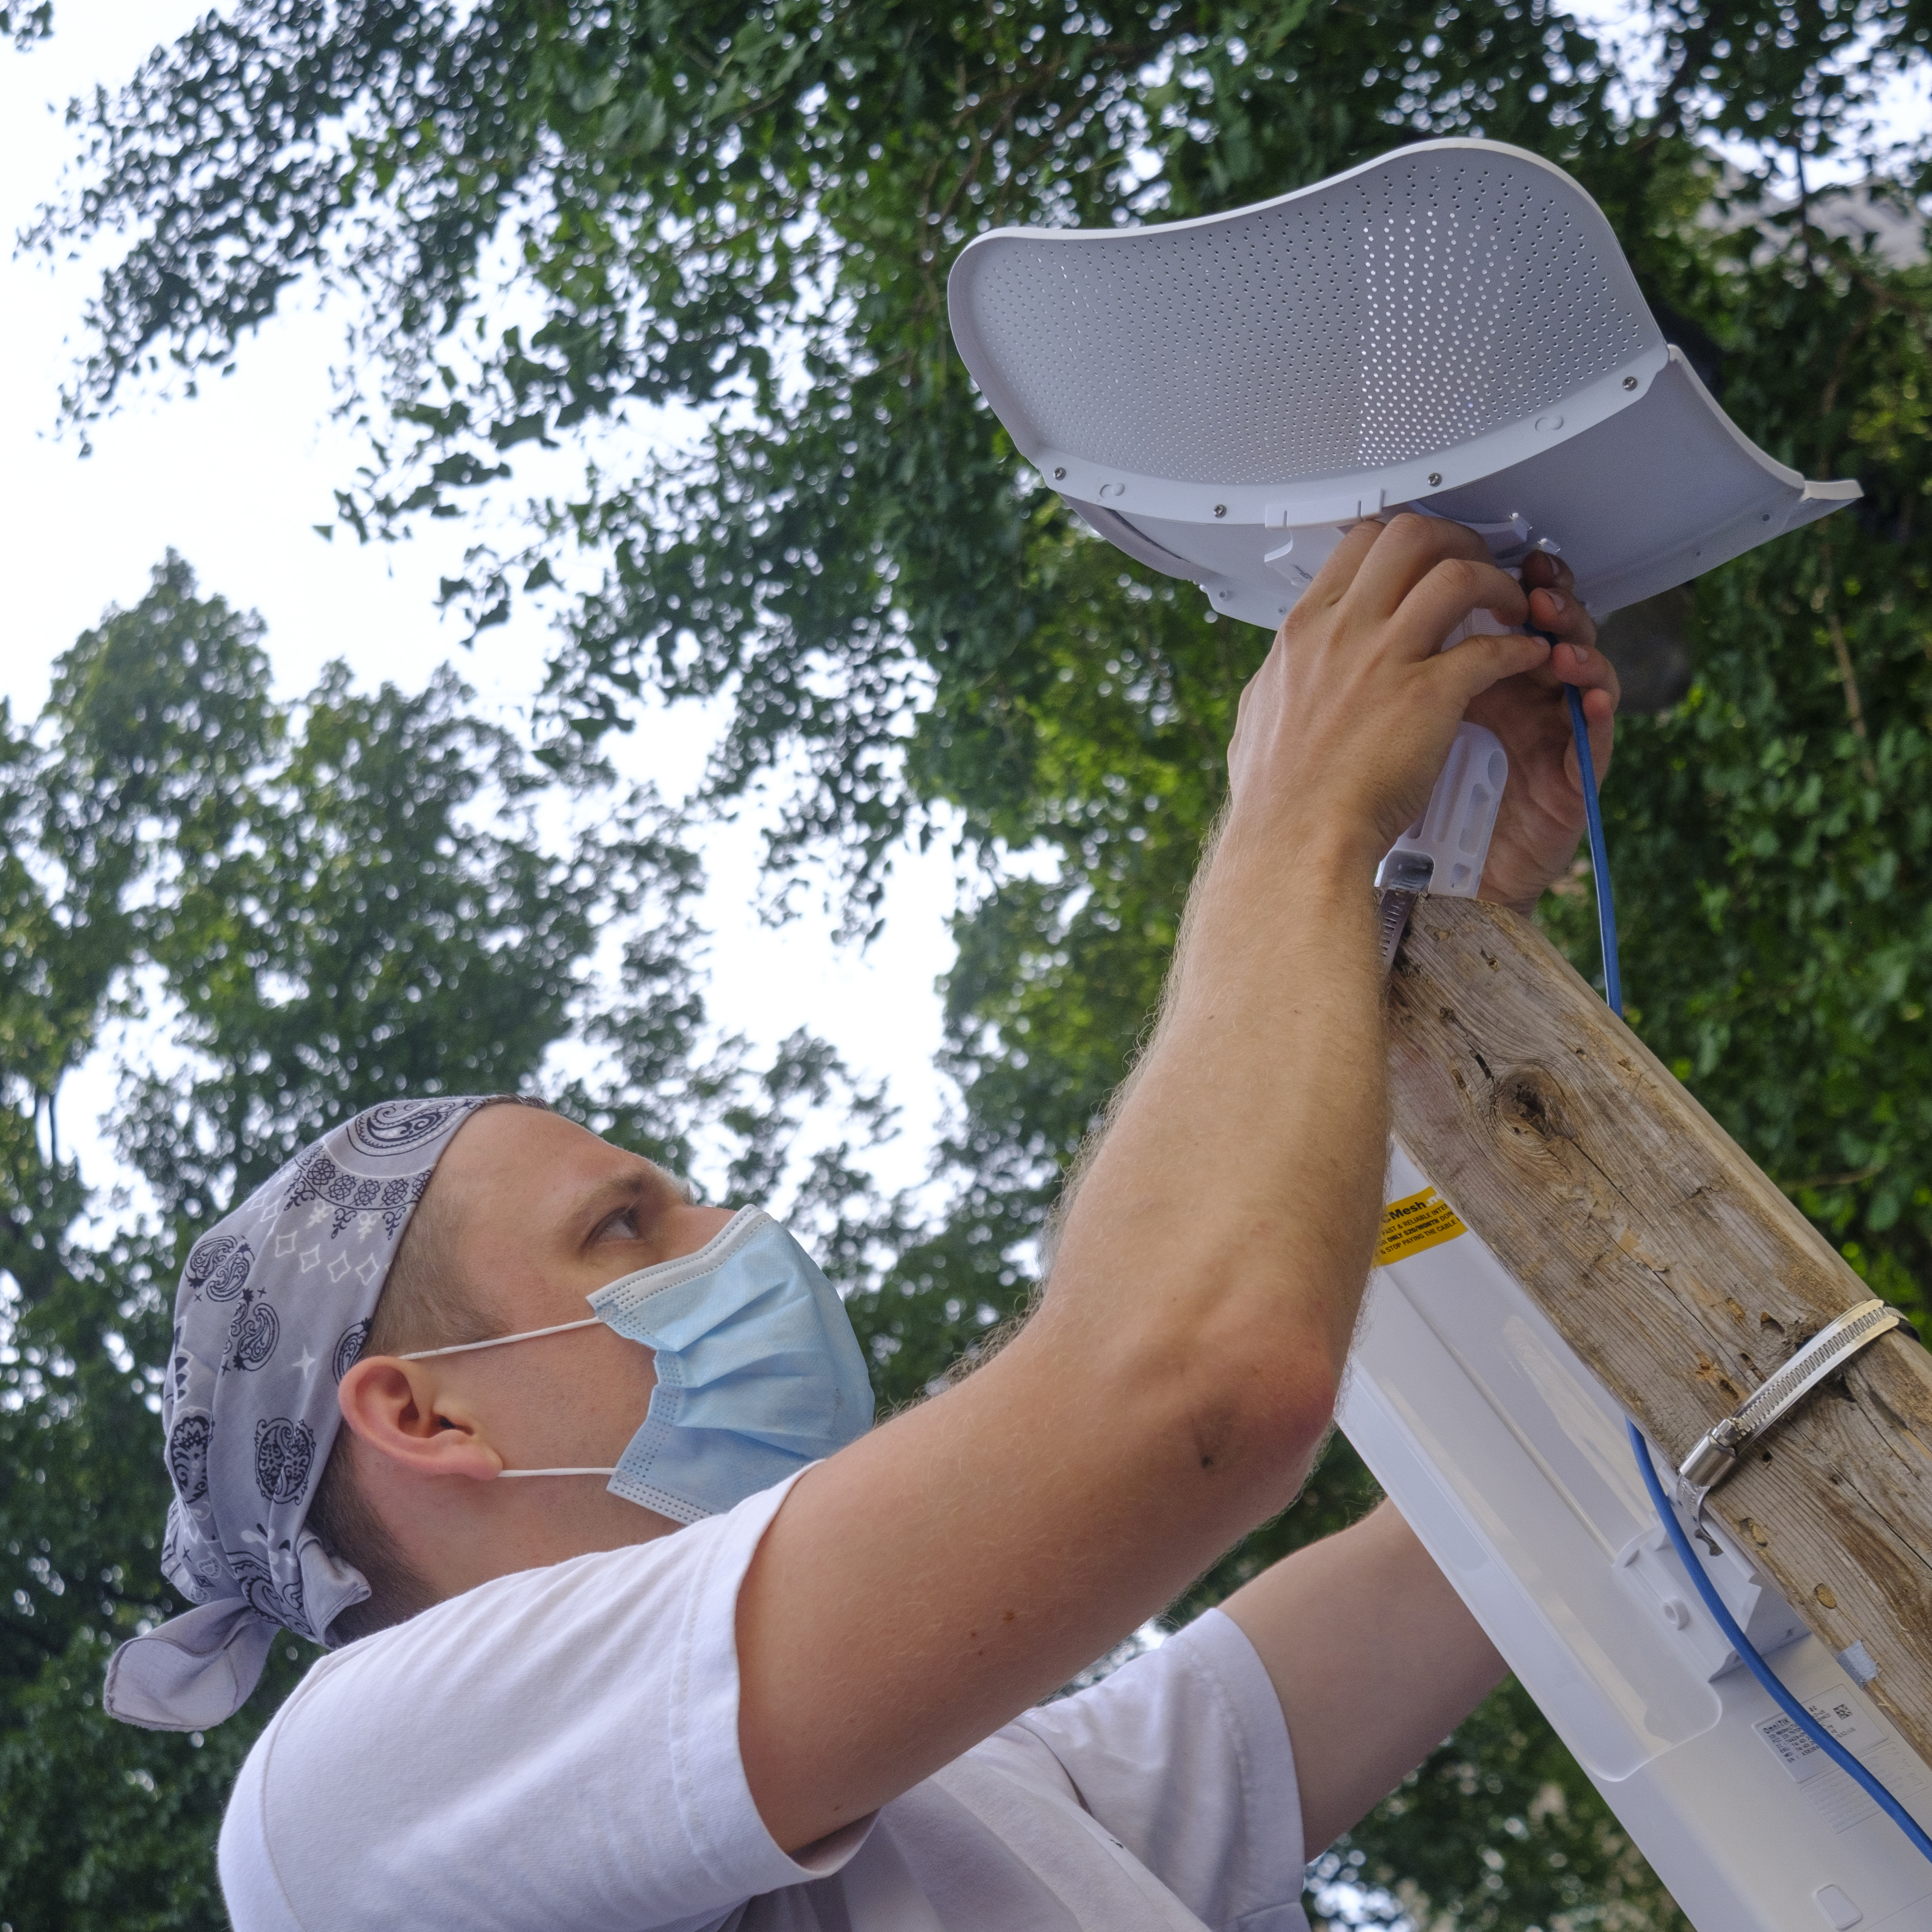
[[337, 1357, 503, 1482]]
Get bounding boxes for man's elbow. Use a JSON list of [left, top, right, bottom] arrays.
[[1162, 1339, 1345, 1497], [1032, 1285, 1353, 1499], [1245, 1349, 1345, 1475]]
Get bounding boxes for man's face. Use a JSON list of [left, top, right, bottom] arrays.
[[418, 1104, 736, 1498]]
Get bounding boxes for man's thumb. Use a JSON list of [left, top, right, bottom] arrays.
[[1431, 627, 1551, 705]]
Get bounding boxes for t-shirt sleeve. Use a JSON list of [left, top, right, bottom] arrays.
[[992, 1608, 1308, 1932], [219, 1470, 871, 1932]]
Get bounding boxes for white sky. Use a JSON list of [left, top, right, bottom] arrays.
[[0, 3, 961, 1214]]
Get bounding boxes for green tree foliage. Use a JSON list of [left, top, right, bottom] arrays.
[[0, 557, 905, 1927], [0, 4, 50, 44], [14, 2, 1932, 1925]]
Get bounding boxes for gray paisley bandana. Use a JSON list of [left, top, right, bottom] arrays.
[[104, 1095, 529, 1731]]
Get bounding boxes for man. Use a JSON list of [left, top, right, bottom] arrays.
[[108, 514, 1617, 1930]]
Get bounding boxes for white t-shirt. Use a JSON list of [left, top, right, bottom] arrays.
[[220, 1473, 1310, 1931]]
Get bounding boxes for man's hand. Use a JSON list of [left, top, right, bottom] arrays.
[[1226, 515, 1554, 875], [1464, 549, 1620, 914]]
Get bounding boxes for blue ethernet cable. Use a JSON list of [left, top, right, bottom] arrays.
[[1565, 680, 1622, 1018]]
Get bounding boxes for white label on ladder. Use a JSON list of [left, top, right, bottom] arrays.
[[1755, 1695, 1924, 1834]]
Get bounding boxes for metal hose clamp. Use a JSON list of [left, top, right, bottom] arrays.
[[1676, 1298, 1906, 1519], [1374, 850, 1434, 970]]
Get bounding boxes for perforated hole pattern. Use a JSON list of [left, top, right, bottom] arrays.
[[967, 156, 1652, 488]]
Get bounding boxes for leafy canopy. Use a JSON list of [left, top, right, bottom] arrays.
[[0, 558, 918, 1927]]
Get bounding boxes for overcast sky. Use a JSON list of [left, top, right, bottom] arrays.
[[0, 4, 961, 1212]]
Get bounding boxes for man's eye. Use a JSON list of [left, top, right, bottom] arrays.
[[597, 1209, 641, 1242]]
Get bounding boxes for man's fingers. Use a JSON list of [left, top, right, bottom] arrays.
[[1390, 554, 1528, 660], [1297, 518, 1388, 614], [1520, 578, 1621, 724], [1526, 582, 1587, 640], [1552, 636, 1619, 700], [1526, 580, 1596, 648], [1537, 614, 1620, 711], [1345, 512, 1494, 621], [1520, 549, 1577, 599], [1566, 682, 1618, 792]]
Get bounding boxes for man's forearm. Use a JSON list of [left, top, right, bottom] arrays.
[[1221, 1500, 1508, 1854], [1033, 513, 1556, 1485], [1041, 809, 1390, 1478]]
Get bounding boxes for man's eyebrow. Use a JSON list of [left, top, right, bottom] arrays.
[[565, 1171, 648, 1235], [564, 1166, 691, 1239]]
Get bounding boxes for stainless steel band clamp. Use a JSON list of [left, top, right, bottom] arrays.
[[1676, 1298, 1907, 1514]]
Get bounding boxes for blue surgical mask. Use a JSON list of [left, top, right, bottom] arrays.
[[400, 1208, 875, 1521]]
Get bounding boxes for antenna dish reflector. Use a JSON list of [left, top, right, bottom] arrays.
[[948, 138, 1858, 627]]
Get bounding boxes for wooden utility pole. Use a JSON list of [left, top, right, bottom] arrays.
[[1386, 897, 1932, 1773]]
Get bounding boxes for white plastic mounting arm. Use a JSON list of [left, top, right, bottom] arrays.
[[1375, 721, 1509, 900]]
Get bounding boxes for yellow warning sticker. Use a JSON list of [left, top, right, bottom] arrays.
[[1375, 1185, 1469, 1266]]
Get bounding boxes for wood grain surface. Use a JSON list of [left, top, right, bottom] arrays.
[[1387, 895, 1932, 1771]]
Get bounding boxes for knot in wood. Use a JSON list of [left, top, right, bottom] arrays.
[[1490, 1065, 1579, 1148]]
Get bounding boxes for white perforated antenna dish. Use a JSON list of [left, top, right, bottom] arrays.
[[949, 139, 1859, 628]]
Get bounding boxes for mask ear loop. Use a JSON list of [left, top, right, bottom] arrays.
[[493, 1467, 620, 1479], [396, 1317, 620, 1479], [398, 1316, 604, 1360]]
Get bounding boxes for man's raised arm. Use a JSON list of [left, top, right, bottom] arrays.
[[1193, 537, 1617, 1858], [735, 514, 1556, 1850]]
